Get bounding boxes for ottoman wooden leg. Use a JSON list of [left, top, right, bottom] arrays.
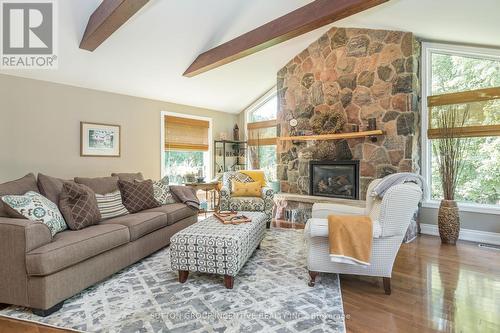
[[257, 242, 261, 250], [224, 275, 234, 289], [178, 270, 189, 283]]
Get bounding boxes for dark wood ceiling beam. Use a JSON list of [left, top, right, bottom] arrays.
[[183, 0, 388, 77], [80, 0, 149, 51]]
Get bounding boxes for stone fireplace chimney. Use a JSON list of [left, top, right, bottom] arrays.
[[276, 27, 421, 200]]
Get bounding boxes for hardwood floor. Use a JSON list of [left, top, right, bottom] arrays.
[[0, 316, 69, 333], [0, 235, 498, 333], [341, 235, 500, 333]]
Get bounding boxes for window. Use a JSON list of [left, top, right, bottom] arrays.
[[248, 94, 278, 122], [162, 114, 211, 184], [422, 43, 500, 212], [246, 89, 278, 181]]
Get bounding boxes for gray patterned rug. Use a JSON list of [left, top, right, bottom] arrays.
[[0, 229, 345, 333]]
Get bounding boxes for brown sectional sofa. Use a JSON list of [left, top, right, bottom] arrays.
[[0, 173, 197, 316]]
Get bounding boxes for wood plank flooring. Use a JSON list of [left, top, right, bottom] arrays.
[[0, 234, 498, 333], [341, 235, 500, 333]]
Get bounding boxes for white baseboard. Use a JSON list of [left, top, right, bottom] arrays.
[[420, 224, 500, 246]]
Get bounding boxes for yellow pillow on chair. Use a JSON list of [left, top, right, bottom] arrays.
[[231, 180, 261, 197]]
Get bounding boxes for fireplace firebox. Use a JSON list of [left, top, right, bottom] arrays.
[[309, 160, 360, 200]]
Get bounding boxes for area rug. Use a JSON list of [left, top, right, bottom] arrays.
[[0, 229, 345, 333]]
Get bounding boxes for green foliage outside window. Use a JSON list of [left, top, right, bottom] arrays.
[[165, 151, 205, 184], [430, 52, 500, 205]]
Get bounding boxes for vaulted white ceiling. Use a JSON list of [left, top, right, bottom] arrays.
[[2, 0, 499, 113]]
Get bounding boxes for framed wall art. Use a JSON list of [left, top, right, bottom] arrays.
[[80, 122, 121, 157]]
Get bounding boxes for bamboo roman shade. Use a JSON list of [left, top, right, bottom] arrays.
[[247, 120, 277, 146], [427, 87, 500, 139], [165, 116, 209, 151]]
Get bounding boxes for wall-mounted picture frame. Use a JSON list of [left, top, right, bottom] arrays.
[[80, 122, 121, 157]]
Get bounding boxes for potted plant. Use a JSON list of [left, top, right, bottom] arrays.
[[432, 105, 469, 245]]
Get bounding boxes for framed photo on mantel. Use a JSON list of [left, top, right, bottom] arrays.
[[80, 122, 121, 157]]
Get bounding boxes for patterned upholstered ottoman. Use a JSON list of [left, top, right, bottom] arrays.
[[170, 211, 267, 289]]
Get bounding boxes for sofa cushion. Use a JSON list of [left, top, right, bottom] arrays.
[[26, 224, 130, 276], [142, 203, 196, 225], [2, 191, 68, 236], [74, 176, 119, 195], [95, 190, 129, 220], [37, 174, 67, 208], [59, 182, 101, 230], [0, 173, 39, 217], [118, 179, 159, 213], [111, 172, 144, 182], [100, 212, 167, 241]]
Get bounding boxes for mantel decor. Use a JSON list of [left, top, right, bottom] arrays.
[[80, 122, 121, 157]]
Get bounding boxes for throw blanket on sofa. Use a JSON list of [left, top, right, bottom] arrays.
[[328, 214, 373, 266], [371, 172, 426, 198], [169, 186, 200, 211]]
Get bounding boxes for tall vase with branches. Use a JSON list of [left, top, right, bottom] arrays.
[[432, 105, 470, 245]]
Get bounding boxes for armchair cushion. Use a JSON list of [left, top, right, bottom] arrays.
[[227, 197, 265, 212], [312, 203, 365, 218]]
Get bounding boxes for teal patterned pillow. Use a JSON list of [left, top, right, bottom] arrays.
[[2, 191, 67, 236]]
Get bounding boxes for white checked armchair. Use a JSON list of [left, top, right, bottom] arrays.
[[304, 178, 422, 294], [219, 171, 274, 228]]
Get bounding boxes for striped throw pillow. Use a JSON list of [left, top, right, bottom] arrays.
[[95, 191, 129, 220]]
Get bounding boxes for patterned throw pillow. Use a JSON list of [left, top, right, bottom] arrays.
[[222, 171, 253, 190], [159, 175, 169, 186], [1, 191, 67, 236], [118, 179, 159, 213], [95, 191, 129, 220], [59, 182, 101, 230], [152, 181, 176, 205], [231, 180, 262, 197]]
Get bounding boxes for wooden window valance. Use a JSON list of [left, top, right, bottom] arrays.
[[247, 120, 277, 146], [165, 115, 209, 151], [427, 87, 500, 139]]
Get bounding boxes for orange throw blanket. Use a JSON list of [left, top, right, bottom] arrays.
[[328, 214, 373, 266]]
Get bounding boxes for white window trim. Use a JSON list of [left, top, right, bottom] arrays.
[[244, 86, 277, 131], [421, 42, 500, 215], [160, 111, 213, 180]]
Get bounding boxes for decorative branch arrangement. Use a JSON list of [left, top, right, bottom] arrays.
[[432, 105, 470, 200]]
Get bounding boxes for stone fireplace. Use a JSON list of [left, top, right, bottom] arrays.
[[310, 160, 359, 199], [276, 27, 421, 200]]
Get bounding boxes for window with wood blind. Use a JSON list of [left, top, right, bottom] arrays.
[[246, 91, 278, 180], [163, 114, 211, 185], [165, 115, 209, 151], [422, 42, 500, 211]]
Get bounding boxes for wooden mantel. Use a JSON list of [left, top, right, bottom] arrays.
[[278, 130, 384, 142]]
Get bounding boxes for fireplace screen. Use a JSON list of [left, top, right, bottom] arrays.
[[309, 161, 359, 200]]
